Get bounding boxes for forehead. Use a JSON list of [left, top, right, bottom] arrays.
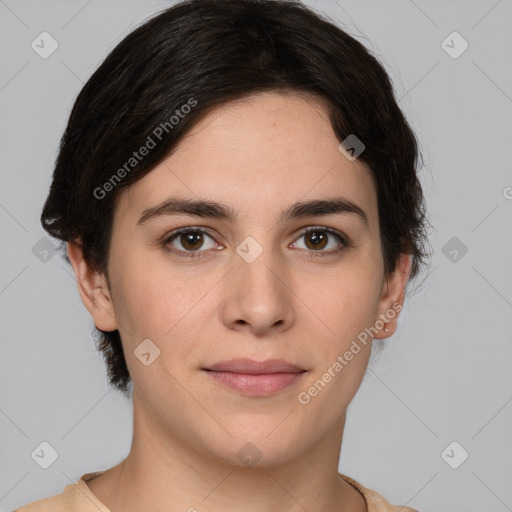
[[114, 91, 378, 228]]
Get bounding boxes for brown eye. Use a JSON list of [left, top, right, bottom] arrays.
[[163, 228, 219, 257], [303, 230, 328, 250], [178, 231, 205, 251], [291, 227, 350, 254]]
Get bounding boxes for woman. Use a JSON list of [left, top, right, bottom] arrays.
[[16, 0, 428, 510]]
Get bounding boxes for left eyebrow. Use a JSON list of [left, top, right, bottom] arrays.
[[136, 196, 369, 227], [281, 197, 368, 226]]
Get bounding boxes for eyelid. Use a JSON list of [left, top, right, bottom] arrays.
[[160, 225, 219, 243], [294, 225, 353, 248], [160, 226, 222, 258]]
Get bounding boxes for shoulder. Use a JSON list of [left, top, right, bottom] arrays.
[[339, 473, 420, 512], [14, 490, 70, 511], [13, 471, 109, 512]]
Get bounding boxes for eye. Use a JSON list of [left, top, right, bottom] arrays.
[[161, 226, 352, 260], [290, 227, 351, 255], [162, 227, 221, 258]]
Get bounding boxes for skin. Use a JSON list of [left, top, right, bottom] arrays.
[[67, 90, 411, 512]]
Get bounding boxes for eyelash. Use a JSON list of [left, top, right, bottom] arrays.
[[161, 226, 353, 260]]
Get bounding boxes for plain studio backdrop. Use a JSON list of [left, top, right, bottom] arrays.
[[0, 1, 511, 511]]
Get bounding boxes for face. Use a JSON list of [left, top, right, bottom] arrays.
[[71, 91, 409, 467]]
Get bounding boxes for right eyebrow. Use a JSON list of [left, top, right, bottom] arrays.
[[137, 196, 237, 226]]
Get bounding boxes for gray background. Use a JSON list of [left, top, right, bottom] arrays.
[[1, 1, 511, 511]]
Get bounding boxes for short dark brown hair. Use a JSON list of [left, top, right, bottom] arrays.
[[41, 0, 430, 396]]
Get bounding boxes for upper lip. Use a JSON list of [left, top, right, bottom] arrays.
[[204, 358, 306, 374]]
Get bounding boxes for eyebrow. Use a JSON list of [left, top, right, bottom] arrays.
[[137, 196, 369, 227]]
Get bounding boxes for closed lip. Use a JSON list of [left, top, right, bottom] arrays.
[[203, 358, 306, 374]]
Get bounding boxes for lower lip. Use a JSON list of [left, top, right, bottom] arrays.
[[204, 370, 306, 396]]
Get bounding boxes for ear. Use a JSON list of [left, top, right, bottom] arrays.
[[373, 253, 412, 339], [66, 239, 118, 332]]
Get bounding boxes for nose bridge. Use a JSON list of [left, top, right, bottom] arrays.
[[234, 233, 285, 291], [224, 232, 294, 332]]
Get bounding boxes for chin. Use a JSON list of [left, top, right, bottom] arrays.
[[204, 434, 302, 469]]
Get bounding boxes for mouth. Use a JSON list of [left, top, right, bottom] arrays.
[[202, 358, 307, 396]]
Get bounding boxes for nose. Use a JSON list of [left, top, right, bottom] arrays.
[[221, 243, 295, 336]]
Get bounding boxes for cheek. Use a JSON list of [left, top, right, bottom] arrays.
[[109, 248, 178, 332], [110, 257, 220, 363], [303, 261, 383, 347], [294, 270, 381, 418]]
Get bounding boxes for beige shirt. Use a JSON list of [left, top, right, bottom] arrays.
[[14, 471, 419, 511]]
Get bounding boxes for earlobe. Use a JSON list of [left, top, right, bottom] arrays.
[[66, 239, 118, 332], [374, 253, 412, 339]]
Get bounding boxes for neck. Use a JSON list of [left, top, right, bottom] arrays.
[[86, 389, 367, 512]]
